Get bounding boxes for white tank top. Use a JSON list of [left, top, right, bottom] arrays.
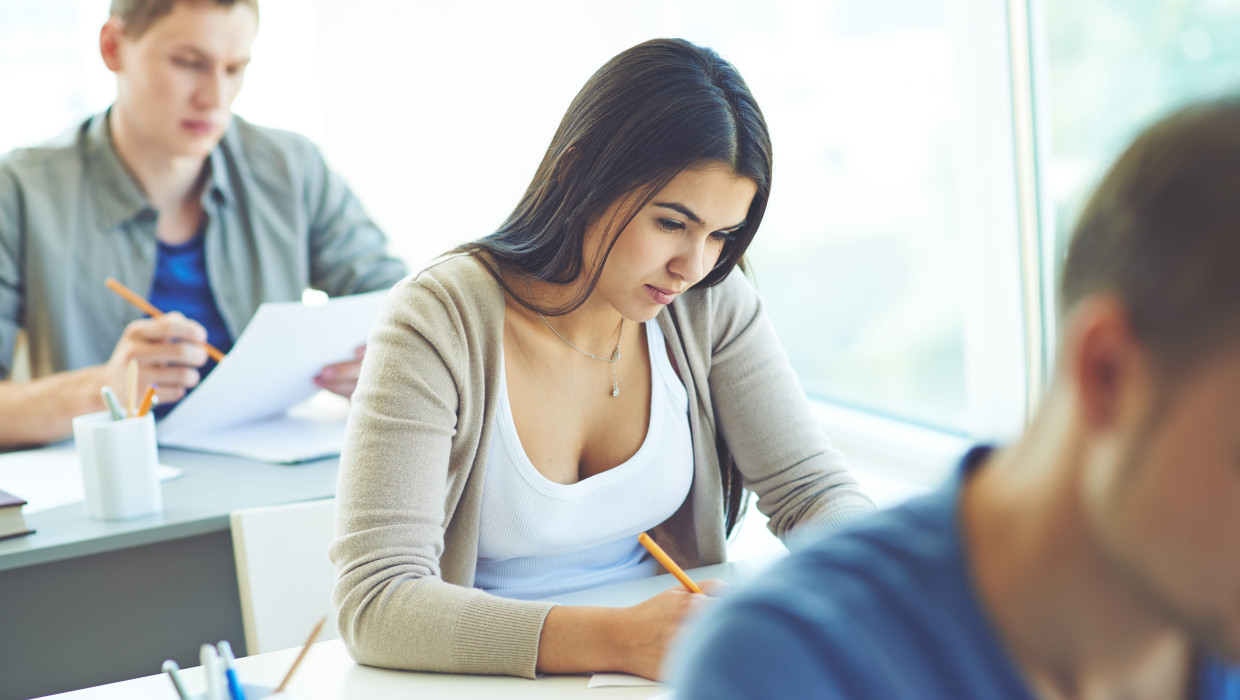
[[474, 321, 694, 600]]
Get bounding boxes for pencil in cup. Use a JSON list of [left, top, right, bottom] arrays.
[[104, 277, 227, 362], [126, 358, 138, 418], [137, 385, 158, 417], [638, 532, 704, 594], [165, 653, 280, 700]]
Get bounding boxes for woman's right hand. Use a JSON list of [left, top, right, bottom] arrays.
[[613, 579, 726, 680]]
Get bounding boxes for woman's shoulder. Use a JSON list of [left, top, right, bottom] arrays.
[[416, 252, 495, 286], [391, 253, 501, 305], [380, 253, 505, 331]]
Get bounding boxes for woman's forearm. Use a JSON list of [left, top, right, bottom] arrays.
[[537, 586, 712, 680], [537, 605, 629, 674]]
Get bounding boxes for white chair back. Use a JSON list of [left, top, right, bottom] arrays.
[[230, 498, 339, 654]]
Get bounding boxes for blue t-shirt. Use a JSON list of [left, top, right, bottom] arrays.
[[671, 447, 1240, 699], [147, 233, 234, 415]]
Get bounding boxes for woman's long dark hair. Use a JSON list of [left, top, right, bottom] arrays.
[[457, 38, 771, 535], [458, 38, 772, 311]]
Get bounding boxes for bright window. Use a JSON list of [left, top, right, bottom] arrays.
[[1038, 0, 1240, 345], [300, 0, 1028, 445]]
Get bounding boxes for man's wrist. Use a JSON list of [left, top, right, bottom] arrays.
[[72, 364, 109, 416]]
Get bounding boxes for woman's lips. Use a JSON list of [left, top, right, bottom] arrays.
[[646, 284, 677, 305]]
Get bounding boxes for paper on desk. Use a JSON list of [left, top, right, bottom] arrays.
[[588, 673, 662, 688], [0, 445, 182, 514], [157, 290, 387, 463], [158, 390, 351, 463]]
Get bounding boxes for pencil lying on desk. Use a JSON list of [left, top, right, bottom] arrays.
[[638, 532, 704, 594], [275, 615, 326, 693], [104, 277, 227, 362]]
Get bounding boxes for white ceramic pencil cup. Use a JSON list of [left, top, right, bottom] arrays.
[[72, 410, 162, 521]]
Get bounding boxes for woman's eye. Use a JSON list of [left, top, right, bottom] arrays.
[[710, 230, 734, 242], [659, 218, 685, 232]]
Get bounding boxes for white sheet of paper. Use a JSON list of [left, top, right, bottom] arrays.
[[0, 445, 182, 514], [588, 673, 662, 688], [156, 290, 386, 462], [158, 392, 351, 463]]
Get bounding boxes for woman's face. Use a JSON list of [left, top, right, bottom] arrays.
[[586, 163, 758, 322]]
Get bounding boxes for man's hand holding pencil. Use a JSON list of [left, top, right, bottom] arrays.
[[97, 311, 209, 408], [98, 277, 220, 410]]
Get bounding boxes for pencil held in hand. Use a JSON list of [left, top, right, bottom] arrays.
[[104, 277, 227, 362], [638, 532, 704, 594]]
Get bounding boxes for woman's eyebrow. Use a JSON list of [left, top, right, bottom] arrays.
[[654, 202, 746, 232], [653, 202, 703, 225]]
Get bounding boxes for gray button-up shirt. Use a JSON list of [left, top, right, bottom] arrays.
[[0, 110, 408, 379]]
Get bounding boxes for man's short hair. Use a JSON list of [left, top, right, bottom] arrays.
[[1060, 97, 1240, 373], [109, 0, 258, 38]]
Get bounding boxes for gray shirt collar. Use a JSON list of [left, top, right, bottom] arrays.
[[82, 108, 234, 233]]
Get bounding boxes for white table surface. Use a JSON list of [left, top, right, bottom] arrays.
[[38, 559, 781, 700]]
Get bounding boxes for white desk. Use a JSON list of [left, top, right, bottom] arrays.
[[0, 447, 339, 700], [38, 560, 778, 700]]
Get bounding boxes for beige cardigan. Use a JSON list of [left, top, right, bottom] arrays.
[[330, 254, 874, 678]]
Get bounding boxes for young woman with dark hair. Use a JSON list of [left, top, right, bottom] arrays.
[[330, 38, 873, 680]]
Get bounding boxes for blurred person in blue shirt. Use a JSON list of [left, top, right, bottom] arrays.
[[671, 98, 1240, 699]]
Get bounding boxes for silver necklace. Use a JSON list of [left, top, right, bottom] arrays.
[[538, 312, 625, 397]]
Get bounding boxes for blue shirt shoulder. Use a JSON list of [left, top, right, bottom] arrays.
[[672, 466, 1034, 700], [671, 448, 1240, 699]]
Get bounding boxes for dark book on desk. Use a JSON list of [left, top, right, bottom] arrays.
[[0, 488, 35, 540]]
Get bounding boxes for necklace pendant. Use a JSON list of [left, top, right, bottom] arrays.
[[612, 386, 620, 397]]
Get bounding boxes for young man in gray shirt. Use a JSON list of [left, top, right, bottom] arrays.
[[0, 0, 407, 447]]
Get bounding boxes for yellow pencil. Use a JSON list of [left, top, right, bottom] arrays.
[[638, 532, 704, 594], [275, 616, 326, 693], [136, 385, 158, 417], [104, 278, 226, 362]]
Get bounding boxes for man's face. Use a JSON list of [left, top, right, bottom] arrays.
[[109, 1, 258, 159], [1087, 347, 1240, 661]]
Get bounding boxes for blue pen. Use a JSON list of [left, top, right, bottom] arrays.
[[217, 640, 247, 700]]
